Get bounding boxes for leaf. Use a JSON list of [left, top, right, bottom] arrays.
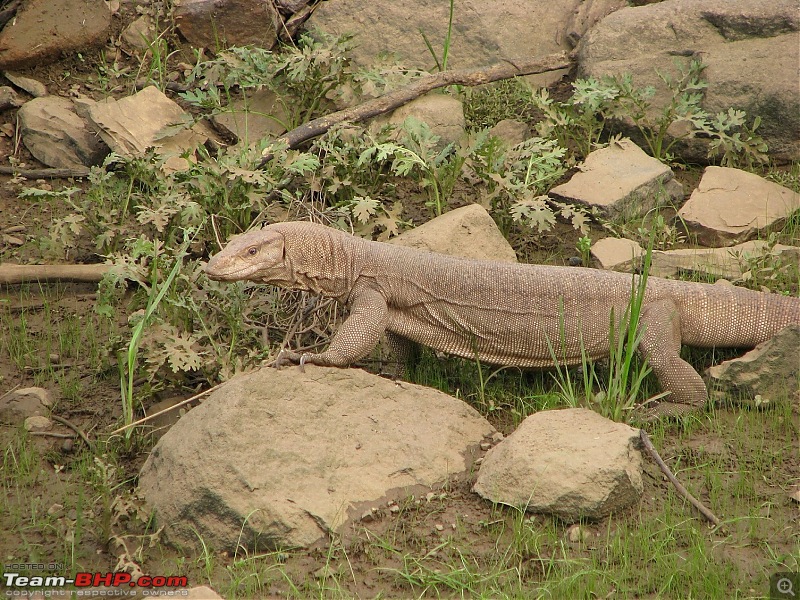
[[350, 195, 379, 223]]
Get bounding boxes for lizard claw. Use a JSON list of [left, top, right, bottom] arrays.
[[271, 349, 300, 369]]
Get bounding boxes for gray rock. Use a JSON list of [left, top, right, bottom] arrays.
[[3, 72, 48, 97], [17, 97, 109, 169], [577, 0, 800, 161], [564, 0, 628, 47], [549, 138, 683, 219], [138, 367, 495, 551], [211, 89, 289, 146], [677, 167, 800, 246], [388, 94, 466, 151], [0, 387, 52, 425], [24, 416, 53, 432], [0, 0, 111, 70], [389, 204, 517, 262], [120, 15, 159, 53], [173, 0, 279, 50], [488, 119, 532, 148], [307, 0, 582, 87], [706, 324, 800, 405], [473, 408, 643, 522], [0, 86, 23, 110]]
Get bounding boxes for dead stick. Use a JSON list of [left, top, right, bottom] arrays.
[[109, 382, 227, 435], [51, 415, 93, 450], [0, 264, 114, 284], [258, 51, 572, 167], [0, 166, 91, 178], [639, 429, 722, 528], [30, 431, 76, 439]]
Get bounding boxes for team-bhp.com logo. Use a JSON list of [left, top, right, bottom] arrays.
[[3, 570, 188, 596]]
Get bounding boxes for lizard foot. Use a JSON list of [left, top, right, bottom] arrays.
[[636, 400, 701, 423], [271, 350, 302, 370]]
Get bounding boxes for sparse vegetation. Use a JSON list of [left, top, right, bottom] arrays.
[[0, 18, 798, 600]]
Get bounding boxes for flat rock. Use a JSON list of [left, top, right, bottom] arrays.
[[577, 0, 800, 161], [138, 367, 495, 551], [389, 204, 517, 262], [86, 86, 207, 166], [707, 324, 800, 405], [607, 239, 800, 280], [17, 96, 109, 169], [3, 72, 48, 97], [0, 0, 111, 70], [211, 89, 289, 146], [0, 387, 52, 425], [473, 408, 643, 522], [174, 0, 279, 49], [677, 167, 800, 246], [549, 139, 683, 219], [591, 237, 643, 270]]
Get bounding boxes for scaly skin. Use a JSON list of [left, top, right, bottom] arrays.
[[205, 221, 800, 417]]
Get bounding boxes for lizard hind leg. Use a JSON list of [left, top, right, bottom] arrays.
[[636, 300, 708, 418]]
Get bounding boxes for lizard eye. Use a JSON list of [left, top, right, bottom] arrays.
[[247, 246, 258, 257]]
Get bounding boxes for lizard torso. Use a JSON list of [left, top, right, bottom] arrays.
[[205, 221, 800, 416]]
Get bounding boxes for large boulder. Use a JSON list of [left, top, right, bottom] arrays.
[[0, 0, 111, 70], [138, 367, 495, 551], [473, 408, 643, 522], [308, 0, 595, 87], [389, 204, 517, 262], [577, 0, 800, 161]]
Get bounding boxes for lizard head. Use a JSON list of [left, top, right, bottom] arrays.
[[205, 227, 295, 285], [204, 223, 352, 298]]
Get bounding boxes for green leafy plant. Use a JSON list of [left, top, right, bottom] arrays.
[[533, 60, 768, 166]]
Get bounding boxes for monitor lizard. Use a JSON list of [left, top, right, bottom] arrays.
[[205, 221, 800, 417]]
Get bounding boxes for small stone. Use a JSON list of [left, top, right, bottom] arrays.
[[0, 387, 53, 425], [389, 505, 400, 514], [425, 492, 436, 502], [790, 488, 800, 504], [0, 86, 23, 109], [480, 442, 491, 451], [361, 510, 375, 522], [567, 524, 587, 543], [24, 416, 53, 432], [313, 566, 330, 579], [61, 438, 74, 453], [435, 524, 444, 532], [47, 503, 64, 516]]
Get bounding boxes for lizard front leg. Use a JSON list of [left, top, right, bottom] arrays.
[[275, 285, 389, 369]]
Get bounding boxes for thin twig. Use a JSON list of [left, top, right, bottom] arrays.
[[51, 415, 94, 451], [109, 381, 228, 435], [30, 431, 76, 439], [0, 165, 91, 178], [639, 429, 722, 528]]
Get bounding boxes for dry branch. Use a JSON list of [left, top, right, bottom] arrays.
[[0, 264, 113, 285], [258, 51, 573, 167], [0, 166, 91, 178], [639, 429, 722, 528]]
